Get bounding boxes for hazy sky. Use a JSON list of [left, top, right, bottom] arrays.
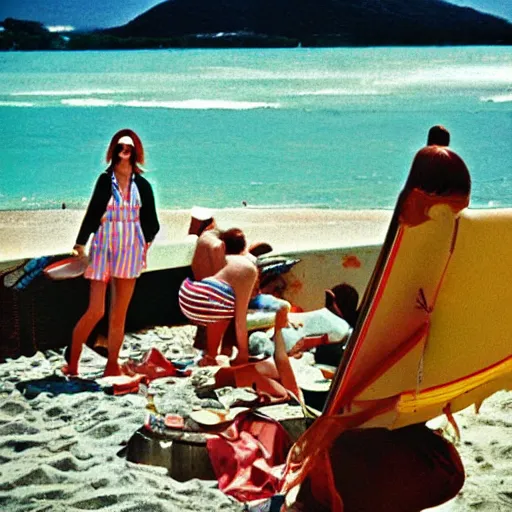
[[0, 0, 510, 29]]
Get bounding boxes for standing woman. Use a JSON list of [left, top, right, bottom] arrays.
[[64, 129, 159, 377]]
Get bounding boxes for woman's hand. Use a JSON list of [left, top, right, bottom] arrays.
[[72, 244, 85, 257]]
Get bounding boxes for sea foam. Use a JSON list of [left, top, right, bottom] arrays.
[[61, 99, 116, 107], [120, 99, 279, 110], [294, 88, 381, 96], [481, 93, 512, 104], [11, 89, 118, 97], [52, 98, 279, 109], [0, 101, 35, 107]]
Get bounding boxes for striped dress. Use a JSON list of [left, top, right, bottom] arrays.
[[179, 277, 236, 325], [84, 173, 146, 282]]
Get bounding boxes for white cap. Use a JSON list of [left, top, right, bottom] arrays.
[[118, 135, 135, 146], [191, 206, 214, 221]]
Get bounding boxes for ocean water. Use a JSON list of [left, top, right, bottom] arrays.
[[0, 46, 510, 211]]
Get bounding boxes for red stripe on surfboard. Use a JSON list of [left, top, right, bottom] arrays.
[[326, 227, 405, 415]]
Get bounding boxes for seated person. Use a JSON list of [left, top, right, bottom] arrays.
[[248, 283, 357, 364], [314, 283, 359, 366], [215, 306, 302, 401], [179, 228, 258, 366]]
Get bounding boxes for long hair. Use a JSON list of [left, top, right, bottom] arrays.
[[105, 129, 144, 173]]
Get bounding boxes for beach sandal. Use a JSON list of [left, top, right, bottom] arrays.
[[172, 359, 195, 370], [198, 354, 218, 367]]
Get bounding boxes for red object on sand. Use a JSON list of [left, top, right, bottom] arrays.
[[164, 414, 185, 429], [102, 374, 144, 395], [207, 412, 292, 502], [123, 348, 177, 382]]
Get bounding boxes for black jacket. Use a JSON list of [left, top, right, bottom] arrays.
[[75, 171, 160, 246]]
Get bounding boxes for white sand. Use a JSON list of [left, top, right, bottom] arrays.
[[0, 324, 510, 511], [0, 326, 244, 512]]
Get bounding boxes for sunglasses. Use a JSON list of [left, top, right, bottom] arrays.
[[118, 144, 133, 153]]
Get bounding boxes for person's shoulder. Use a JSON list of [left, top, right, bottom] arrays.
[[198, 230, 223, 247], [228, 254, 257, 273]]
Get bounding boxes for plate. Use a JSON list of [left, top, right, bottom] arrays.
[[44, 256, 89, 280]]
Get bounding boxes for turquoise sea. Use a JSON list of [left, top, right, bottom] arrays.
[[0, 46, 511, 211]]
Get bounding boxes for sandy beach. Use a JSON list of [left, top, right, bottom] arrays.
[[0, 208, 393, 262], [0, 324, 510, 512], [0, 208, 511, 511]]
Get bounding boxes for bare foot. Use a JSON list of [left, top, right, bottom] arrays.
[[220, 345, 233, 357], [61, 364, 78, 377], [198, 355, 218, 367], [103, 362, 124, 377], [275, 306, 289, 330]]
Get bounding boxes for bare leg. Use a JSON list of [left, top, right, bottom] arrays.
[[273, 306, 301, 398], [219, 319, 236, 357], [200, 320, 230, 366], [104, 278, 136, 377], [64, 280, 107, 376]]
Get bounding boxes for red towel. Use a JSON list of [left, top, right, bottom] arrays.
[[122, 348, 177, 382], [207, 412, 291, 502]]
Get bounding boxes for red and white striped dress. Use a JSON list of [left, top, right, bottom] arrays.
[[84, 173, 146, 282]]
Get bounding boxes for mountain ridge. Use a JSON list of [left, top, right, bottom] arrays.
[[103, 0, 512, 46]]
